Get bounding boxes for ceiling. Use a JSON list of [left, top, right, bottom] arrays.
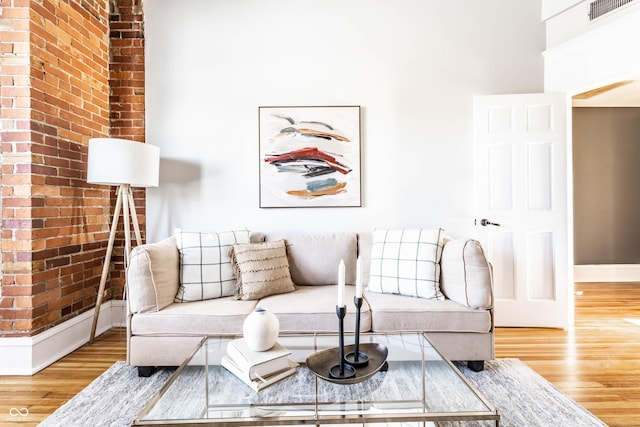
[[572, 77, 640, 107]]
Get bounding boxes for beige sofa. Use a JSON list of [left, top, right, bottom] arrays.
[[125, 230, 494, 376]]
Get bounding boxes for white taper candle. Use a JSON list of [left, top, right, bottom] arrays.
[[338, 259, 345, 307], [355, 257, 362, 298]]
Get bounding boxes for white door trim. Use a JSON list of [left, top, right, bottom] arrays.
[[544, 9, 640, 297]]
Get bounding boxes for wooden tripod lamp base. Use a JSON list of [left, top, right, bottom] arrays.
[[89, 184, 141, 343]]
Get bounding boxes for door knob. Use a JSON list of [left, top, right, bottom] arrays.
[[477, 218, 501, 227]]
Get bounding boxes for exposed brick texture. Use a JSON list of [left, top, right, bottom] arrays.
[[110, 0, 145, 141], [108, 0, 146, 300], [0, 0, 147, 337]]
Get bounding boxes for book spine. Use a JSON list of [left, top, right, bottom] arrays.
[[221, 356, 258, 391], [222, 356, 297, 392], [227, 342, 290, 376]]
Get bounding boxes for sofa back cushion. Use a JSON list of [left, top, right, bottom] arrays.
[[265, 232, 358, 285], [127, 236, 179, 313], [357, 232, 373, 284], [440, 239, 493, 309], [174, 229, 250, 302]]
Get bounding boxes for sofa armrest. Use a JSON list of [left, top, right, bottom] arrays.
[[440, 239, 493, 310], [127, 236, 180, 313]]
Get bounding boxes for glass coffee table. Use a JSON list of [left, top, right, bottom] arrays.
[[134, 332, 499, 426]]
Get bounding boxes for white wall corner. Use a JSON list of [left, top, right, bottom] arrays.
[[574, 264, 640, 282], [541, 0, 584, 21], [0, 300, 127, 376]]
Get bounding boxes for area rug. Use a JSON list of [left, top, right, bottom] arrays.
[[39, 358, 606, 427]]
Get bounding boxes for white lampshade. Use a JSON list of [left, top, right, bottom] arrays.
[[87, 138, 160, 187]]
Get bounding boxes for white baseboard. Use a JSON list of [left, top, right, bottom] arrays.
[[574, 264, 640, 283], [0, 300, 127, 376]]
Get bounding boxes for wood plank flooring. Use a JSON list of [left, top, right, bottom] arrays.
[[1, 282, 639, 426], [0, 328, 128, 426], [495, 282, 640, 427]]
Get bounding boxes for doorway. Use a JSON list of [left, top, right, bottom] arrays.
[[571, 80, 640, 282], [543, 4, 640, 325]]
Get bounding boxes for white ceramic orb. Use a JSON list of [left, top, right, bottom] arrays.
[[242, 307, 280, 351]]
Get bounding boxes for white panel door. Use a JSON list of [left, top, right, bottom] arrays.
[[474, 93, 571, 328]]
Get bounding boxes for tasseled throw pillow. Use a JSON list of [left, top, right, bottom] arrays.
[[230, 240, 296, 300]]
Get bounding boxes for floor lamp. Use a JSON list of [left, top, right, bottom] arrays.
[[87, 138, 160, 343]]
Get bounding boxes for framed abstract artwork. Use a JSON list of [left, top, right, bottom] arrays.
[[259, 106, 361, 208]]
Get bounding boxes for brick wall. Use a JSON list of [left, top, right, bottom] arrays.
[[108, 0, 146, 300], [0, 0, 146, 337], [0, 0, 32, 335], [110, 0, 145, 142]]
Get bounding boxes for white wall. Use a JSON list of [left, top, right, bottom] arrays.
[[144, 0, 544, 242]]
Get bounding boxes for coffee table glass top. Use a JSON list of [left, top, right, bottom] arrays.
[[134, 332, 499, 426]]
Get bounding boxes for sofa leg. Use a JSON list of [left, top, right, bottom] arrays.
[[467, 361, 484, 372], [137, 366, 155, 377]]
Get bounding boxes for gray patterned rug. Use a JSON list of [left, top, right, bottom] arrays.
[[39, 358, 606, 427]]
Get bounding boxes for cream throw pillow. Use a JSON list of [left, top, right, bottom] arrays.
[[440, 239, 493, 309], [230, 240, 296, 300], [127, 236, 179, 313]]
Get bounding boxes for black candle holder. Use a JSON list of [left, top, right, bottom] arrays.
[[329, 305, 356, 379], [345, 296, 369, 368]]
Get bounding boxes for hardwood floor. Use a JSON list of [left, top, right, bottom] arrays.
[[1, 282, 639, 426], [0, 328, 128, 426], [496, 282, 640, 427]]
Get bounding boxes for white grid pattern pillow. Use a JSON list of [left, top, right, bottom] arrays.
[[174, 229, 250, 302], [367, 228, 445, 300]]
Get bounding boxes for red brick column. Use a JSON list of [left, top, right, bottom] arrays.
[[108, 0, 147, 299], [0, 1, 33, 334], [0, 0, 147, 337], [1, 0, 111, 336]]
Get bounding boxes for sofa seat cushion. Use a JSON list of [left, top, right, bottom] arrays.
[[257, 285, 371, 333], [131, 297, 258, 336], [364, 290, 492, 333]]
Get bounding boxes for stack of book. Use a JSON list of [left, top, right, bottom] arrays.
[[221, 338, 298, 391]]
